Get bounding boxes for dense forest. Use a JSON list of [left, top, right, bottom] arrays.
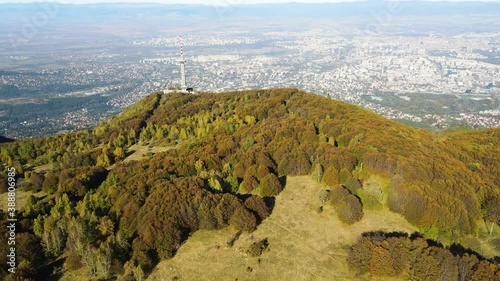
[[348, 231, 500, 280], [0, 88, 498, 280]]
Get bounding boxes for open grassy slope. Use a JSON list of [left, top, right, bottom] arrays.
[[122, 144, 178, 163], [147, 176, 417, 281], [0, 88, 498, 280]]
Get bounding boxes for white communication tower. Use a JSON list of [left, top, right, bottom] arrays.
[[178, 35, 187, 91]]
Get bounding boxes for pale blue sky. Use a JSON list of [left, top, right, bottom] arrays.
[[5, 0, 351, 3], [1, 0, 499, 4], [0, 0, 354, 3]]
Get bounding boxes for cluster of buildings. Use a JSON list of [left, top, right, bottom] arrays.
[[131, 30, 498, 129], [1, 29, 499, 138]]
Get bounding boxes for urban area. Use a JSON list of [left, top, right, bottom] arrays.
[[1, 25, 499, 138]]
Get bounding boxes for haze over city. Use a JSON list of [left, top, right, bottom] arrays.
[[0, 1, 499, 138], [0, 1, 499, 281]]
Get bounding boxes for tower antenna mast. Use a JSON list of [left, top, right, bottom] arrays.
[[179, 34, 187, 91]]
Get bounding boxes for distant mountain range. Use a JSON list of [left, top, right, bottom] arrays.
[[1, 1, 500, 22]]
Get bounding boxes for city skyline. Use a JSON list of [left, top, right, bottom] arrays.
[[0, 0, 498, 138]]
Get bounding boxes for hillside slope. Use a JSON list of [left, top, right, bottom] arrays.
[[147, 176, 418, 281], [0, 88, 498, 280]]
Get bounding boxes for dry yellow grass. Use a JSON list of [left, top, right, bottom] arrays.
[[147, 176, 418, 281], [33, 163, 53, 173], [0, 188, 46, 212], [123, 144, 177, 163], [473, 221, 500, 259]]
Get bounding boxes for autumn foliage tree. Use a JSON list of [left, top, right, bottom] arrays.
[[348, 231, 499, 280], [258, 173, 283, 197], [321, 166, 339, 187], [329, 185, 363, 224], [0, 88, 498, 280]]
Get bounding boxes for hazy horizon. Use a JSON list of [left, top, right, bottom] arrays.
[[2, 0, 500, 5]]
